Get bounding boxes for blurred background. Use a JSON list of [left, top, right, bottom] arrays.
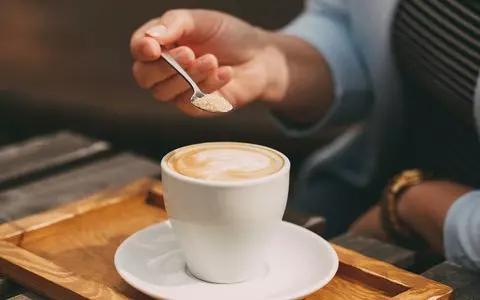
[[0, 0, 340, 174]]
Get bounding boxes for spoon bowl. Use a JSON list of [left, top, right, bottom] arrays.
[[161, 49, 232, 113]]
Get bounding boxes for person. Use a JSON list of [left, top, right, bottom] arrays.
[[130, 0, 480, 272]]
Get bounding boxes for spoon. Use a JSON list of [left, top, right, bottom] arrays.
[[161, 49, 233, 113]]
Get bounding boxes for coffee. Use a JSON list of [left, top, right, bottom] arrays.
[[161, 142, 289, 283], [167, 142, 284, 181]]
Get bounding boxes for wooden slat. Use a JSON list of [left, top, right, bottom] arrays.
[[0, 241, 127, 300], [330, 245, 452, 300], [330, 234, 416, 269], [422, 261, 480, 300], [0, 154, 159, 299], [0, 276, 24, 299], [7, 292, 45, 300], [0, 179, 158, 300], [0, 131, 110, 190], [0, 153, 160, 222]]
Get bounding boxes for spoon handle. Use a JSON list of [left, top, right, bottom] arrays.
[[161, 50, 201, 92]]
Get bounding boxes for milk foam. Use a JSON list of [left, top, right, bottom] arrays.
[[167, 143, 284, 181]]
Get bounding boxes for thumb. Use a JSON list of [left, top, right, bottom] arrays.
[[131, 9, 223, 62], [145, 9, 225, 46], [130, 10, 193, 61], [144, 10, 194, 45]]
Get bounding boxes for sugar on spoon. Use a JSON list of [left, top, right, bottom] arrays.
[[159, 48, 233, 113]]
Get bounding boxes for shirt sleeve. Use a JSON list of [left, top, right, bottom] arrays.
[[444, 190, 480, 272], [271, 0, 373, 137]]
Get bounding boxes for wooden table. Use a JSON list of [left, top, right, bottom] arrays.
[[0, 131, 478, 299]]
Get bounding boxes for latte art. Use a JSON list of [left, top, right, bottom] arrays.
[[167, 143, 284, 181]]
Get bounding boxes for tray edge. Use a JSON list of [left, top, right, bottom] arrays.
[[0, 178, 159, 245], [0, 240, 127, 299], [331, 244, 452, 299]]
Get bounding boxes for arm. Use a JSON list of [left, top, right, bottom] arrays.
[[260, 33, 334, 123], [130, 0, 372, 128], [350, 180, 480, 272], [266, 0, 373, 135], [399, 182, 480, 272]]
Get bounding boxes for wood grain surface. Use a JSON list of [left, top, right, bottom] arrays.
[[0, 179, 453, 299], [330, 234, 415, 270], [0, 153, 159, 224], [0, 275, 23, 299], [6, 292, 46, 300], [0, 131, 110, 190], [0, 179, 157, 299], [0, 241, 126, 300], [422, 261, 480, 300], [328, 245, 452, 300]]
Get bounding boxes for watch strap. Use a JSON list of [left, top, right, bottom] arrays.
[[380, 169, 430, 249]]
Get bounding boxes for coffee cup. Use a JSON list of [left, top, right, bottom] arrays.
[[161, 142, 290, 283]]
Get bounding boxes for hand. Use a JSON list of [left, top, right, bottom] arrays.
[[130, 9, 286, 116]]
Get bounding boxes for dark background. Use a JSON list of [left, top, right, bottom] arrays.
[[0, 0, 338, 174]]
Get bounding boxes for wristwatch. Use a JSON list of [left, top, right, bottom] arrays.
[[380, 169, 430, 248]]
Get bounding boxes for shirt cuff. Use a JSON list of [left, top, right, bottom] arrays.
[[444, 190, 480, 272], [270, 7, 372, 137]]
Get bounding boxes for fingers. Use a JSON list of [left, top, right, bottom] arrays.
[[131, 9, 225, 62], [152, 54, 219, 101], [131, 18, 164, 62], [133, 46, 195, 89], [200, 66, 234, 92], [130, 9, 235, 117], [145, 10, 195, 45], [130, 10, 194, 62], [131, 37, 161, 62], [173, 66, 234, 117]]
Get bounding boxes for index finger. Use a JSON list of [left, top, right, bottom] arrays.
[[130, 19, 163, 61], [130, 10, 200, 62]]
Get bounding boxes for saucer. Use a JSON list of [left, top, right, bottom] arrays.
[[114, 220, 338, 300]]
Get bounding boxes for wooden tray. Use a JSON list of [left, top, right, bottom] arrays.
[[0, 178, 452, 299]]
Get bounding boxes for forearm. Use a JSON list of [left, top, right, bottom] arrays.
[[349, 180, 472, 255], [398, 181, 480, 272], [398, 181, 473, 253], [260, 31, 334, 123]]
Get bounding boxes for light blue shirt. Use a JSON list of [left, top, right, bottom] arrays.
[[276, 0, 480, 272]]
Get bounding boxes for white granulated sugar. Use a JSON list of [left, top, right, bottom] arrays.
[[192, 94, 233, 113]]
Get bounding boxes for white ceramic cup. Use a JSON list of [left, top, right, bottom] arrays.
[[161, 142, 290, 284]]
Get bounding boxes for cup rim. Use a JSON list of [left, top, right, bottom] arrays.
[[160, 141, 290, 187]]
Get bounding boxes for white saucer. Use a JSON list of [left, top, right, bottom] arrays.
[[114, 220, 338, 300]]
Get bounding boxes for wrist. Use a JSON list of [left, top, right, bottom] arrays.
[[380, 169, 431, 248], [256, 30, 334, 123], [396, 183, 423, 224], [257, 30, 289, 103], [397, 180, 473, 226]]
